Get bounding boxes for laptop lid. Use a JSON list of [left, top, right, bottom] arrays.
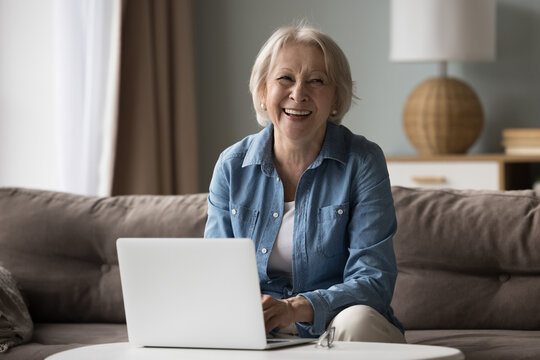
[[117, 237, 272, 349]]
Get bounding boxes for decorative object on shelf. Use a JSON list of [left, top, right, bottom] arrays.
[[502, 128, 540, 155], [390, 0, 496, 155]]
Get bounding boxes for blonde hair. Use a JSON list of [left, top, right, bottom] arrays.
[[249, 24, 354, 126]]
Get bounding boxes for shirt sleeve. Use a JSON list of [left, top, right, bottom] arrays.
[[297, 145, 398, 336], [204, 154, 234, 238]]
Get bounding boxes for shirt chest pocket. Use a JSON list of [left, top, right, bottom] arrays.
[[316, 203, 349, 257], [230, 204, 259, 239]]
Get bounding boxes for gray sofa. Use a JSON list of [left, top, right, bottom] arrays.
[[0, 186, 539, 359]]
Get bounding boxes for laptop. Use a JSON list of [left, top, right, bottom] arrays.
[[116, 237, 314, 350]]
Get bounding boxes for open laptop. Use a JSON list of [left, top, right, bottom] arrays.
[[116, 237, 314, 350]]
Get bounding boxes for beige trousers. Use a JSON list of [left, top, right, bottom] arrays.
[[328, 305, 405, 343], [276, 305, 405, 343]]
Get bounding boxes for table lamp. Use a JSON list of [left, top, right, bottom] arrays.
[[390, 0, 496, 155]]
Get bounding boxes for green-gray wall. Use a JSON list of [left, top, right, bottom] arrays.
[[195, 0, 540, 192]]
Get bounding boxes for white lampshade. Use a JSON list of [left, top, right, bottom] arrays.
[[390, 0, 496, 62]]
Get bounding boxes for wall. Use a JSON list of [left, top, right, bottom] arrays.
[[0, 0, 58, 190], [194, 0, 540, 192], [1, 0, 539, 193]]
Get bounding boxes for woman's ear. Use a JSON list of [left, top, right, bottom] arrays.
[[331, 98, 338, 116], [332, 90, 340, 114], [260, 88, 267, 110]]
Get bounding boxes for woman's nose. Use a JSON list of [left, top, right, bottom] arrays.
[[290, 82, 308, 103]]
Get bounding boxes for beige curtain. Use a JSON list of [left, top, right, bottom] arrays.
[[112, 0, 198, 195]]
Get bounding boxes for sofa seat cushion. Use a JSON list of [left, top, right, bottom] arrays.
[[0, 323, 127, 360], [406, 329, 540, 360]]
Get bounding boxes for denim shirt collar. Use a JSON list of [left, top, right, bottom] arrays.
[[242, 122, 347, 175]]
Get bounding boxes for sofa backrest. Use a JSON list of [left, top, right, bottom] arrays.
[[3, 186, 540, 328], [390, 186, 540, 330], [0, 188, 208, 323]]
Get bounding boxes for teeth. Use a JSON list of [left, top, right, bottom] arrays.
[[284, 109, 311, 116]]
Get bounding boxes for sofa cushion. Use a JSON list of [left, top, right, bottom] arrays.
[[0, 323, 127, 360], [390, 186, 540, 330], [406, 329, 540, 360], [0, 188, 209, 323]]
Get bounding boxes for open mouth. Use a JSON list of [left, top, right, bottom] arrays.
[[283, 108, 312, 117]]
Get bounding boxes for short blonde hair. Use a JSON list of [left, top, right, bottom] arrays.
[[249, 25, 354, 126]]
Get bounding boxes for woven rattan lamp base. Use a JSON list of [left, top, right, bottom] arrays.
[[403, 77, 483, 155]]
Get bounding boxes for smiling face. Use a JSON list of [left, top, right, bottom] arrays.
[[263, 43, 336, 147]]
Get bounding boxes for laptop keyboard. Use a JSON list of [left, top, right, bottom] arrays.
[[266, 338, 293, 343]]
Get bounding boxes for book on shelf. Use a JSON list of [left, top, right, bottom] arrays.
[[502, 128, 540, 155], [504, 146, 540, 155], [502, 128, 540, 138], [502, 138, 540, 147]]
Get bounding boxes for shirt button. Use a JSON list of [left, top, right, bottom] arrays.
[[337, 209, 343, 215], [261, 248, 268, 254], [287, 290, 293, 296], [276, 177, 281, 182], [267, 280, 273, 284], [231, 209, 237, 215], [273, 212, 279, 218]]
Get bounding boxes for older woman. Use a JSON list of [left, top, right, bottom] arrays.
[[204, 24, 404, 343]]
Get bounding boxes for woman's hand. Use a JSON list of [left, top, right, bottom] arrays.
[[261, 295, 294, 334], [261, 294, 314, 334]]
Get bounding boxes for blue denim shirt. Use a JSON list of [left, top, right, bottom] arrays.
[[204, 122, 402, 337]]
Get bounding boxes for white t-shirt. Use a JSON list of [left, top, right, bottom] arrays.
[[267, 201, 294, 280]]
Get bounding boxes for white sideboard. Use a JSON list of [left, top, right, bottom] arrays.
[[386, 154, 540, 190]]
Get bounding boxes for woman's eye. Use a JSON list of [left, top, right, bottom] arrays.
[[278, 76, 293, 82], [310, 78, 324, 84]]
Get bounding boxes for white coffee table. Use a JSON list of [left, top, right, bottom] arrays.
[[46, 341, 464, 360]]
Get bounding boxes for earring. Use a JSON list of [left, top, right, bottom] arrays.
[[331, 110, 338, 116], [260, 103, 267, 111]]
